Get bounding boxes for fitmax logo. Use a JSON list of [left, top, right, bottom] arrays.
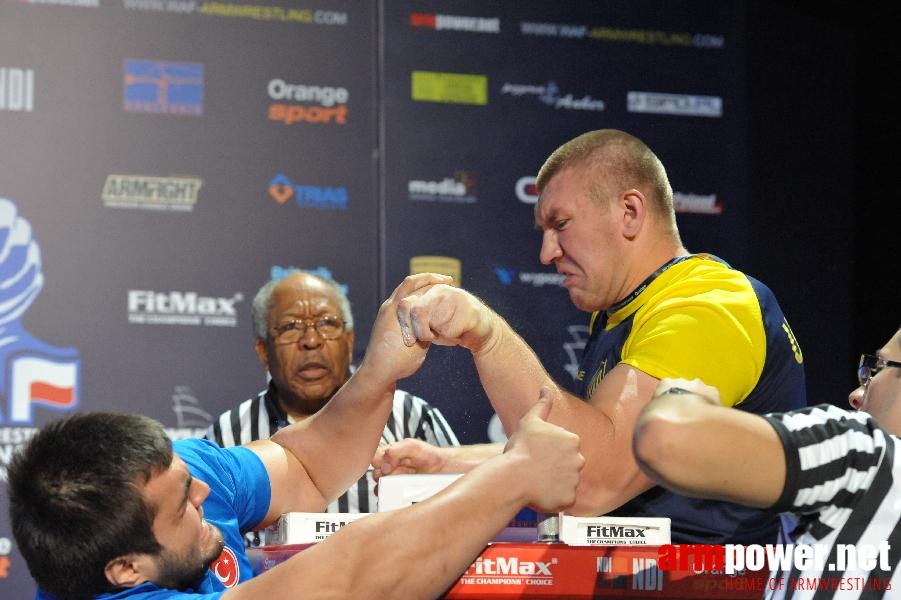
[[587, 526, 647, 538], [468, 556, 557, 576]]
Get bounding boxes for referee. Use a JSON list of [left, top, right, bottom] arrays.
[[206, 270, 459, 541]]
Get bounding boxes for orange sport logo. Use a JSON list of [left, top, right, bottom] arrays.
[[267, 78, 348, 125]]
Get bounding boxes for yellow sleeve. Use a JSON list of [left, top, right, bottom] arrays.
[[619, 273, 766, 407]]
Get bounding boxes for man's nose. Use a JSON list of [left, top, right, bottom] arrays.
[[539, 230, 561, 265], [848, 385, 865, 410]]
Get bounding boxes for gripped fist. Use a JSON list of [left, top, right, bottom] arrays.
[[394, 279, 494, 352], [363, 273, 454, 381], [505, 388, 584, 513], [372, 438, 446, 481]]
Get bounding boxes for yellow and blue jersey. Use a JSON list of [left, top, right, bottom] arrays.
[[575, 254, 805, 545]]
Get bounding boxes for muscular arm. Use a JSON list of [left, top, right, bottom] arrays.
[[224, 393, 584, 600], [396, 284, 660, 515], [472, 319, 660, 515], [633, 380, 785, 508]]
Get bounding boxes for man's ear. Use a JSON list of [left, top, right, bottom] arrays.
[[344, 329, 355, 360], [255, 337, 270, 371], [105, 554, 152, 588], [621, 188, 647, 239]]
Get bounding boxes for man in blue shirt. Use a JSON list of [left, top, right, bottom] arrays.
[[8, 274, 585, 600]]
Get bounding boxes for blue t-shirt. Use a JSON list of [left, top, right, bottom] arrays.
[[37, 438, 270, 599]]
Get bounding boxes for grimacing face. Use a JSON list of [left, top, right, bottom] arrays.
[[141, 454, 225, 589], [256, 273, 355, 417], [535, 163, 628, 312]]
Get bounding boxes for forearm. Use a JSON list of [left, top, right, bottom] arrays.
[[440, 442, 504, 472], [473, 338, 656, 515], [272, 362, 396, 503], [633, 392, 785, 508], [471, 318, 559, 432], [230, 453, 532, 600]]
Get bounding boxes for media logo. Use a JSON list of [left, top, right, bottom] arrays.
[[127, 290, 243, 327], [627, 91, 722, 117], [411, 71, 487, 106], [102, 174, 202, 211], [267, 78, 348, 125], [516, 176, 538, 204], [410, 255, 461, 287], [408, 173, 477, 203], [0, 199, 80, 429], [0, 67, 34, 112], [124, 59, 204, 116], [410, 12, 500, 33], [500, 81, 605, 112], [268, 174, 348, 211]]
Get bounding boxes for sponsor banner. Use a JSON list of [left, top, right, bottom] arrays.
[[127, 290, 243, 327], [267, 78, 349, 125], [627, 91, 723, 117], [500, 81, 605, 112], [561, 516, 671, 546], [251, 542, 766, 597], [409, 255, 461, 286], [410, 12, 500, 34], [124, 60, 204, 116], [411, 71, 487, 105], [408, 173, 476, 203], [268, 174, 349, 210], [267, 512, 374, 544], [102, 175, 202, 211], [518, 21, 725, 49], [0, 67, 34, 112], [122, 1, 348, 25]]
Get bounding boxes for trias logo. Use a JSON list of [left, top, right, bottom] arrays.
[[268, 174, 348, 211], [127, 290, 243, 327], [466, 556, 557, 576], [267, 78, 348, 125]]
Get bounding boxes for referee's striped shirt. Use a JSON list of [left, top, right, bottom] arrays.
[[205, 381, 460, 514], [763, 404, 901, 599]]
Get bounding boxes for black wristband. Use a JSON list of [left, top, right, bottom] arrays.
[[655, 386, 697, 398]]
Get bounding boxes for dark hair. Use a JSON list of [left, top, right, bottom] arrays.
[[8, 412, 173, 599]]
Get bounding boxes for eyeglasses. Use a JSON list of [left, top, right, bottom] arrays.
[[857, 354, 901, 386], [271, 316, 344, 343]]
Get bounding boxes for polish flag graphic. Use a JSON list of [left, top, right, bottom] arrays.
[[10, 355, 79, 423]]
